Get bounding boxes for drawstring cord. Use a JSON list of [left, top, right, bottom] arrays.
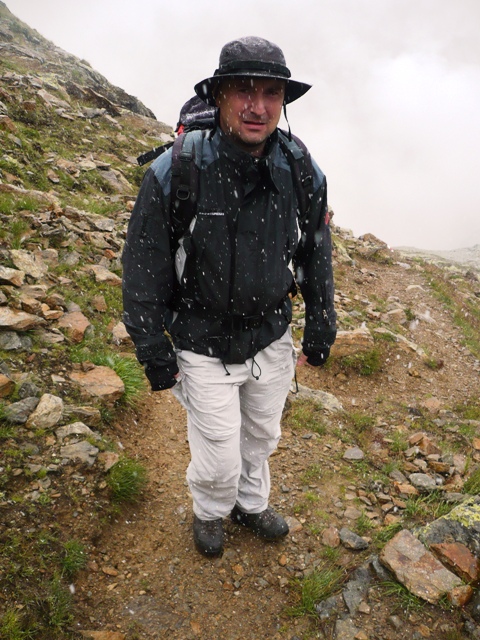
[[251, 356, 261, 381], [222, 361, 231, 376], [283, 104, 292, 141]]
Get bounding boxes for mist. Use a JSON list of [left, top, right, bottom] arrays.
[[5, 0, 480, 250]]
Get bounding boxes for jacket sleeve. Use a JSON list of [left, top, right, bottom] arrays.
[[293, 161, 337, 354], [121, 157, 177, 368]]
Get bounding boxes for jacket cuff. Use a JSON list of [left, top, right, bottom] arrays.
[[144, 361, 179, 391]]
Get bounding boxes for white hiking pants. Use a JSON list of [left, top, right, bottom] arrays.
[[172, 328, 296, 521]]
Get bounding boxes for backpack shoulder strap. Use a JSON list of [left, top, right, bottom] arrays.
[[136, 140, 174, 166], [170, 129, 205, 248], [277, 129, 314, 222]]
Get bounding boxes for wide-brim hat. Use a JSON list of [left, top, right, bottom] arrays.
[[194, 36, 311, 106]]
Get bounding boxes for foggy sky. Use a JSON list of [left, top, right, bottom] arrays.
[[5, 0, 480, 250]]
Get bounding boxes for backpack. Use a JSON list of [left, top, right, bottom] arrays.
[[136, 96, 314, 252]]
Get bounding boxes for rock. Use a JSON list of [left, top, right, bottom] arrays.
[[409, 473, 437, 492], [335, 617, 360, 640], [471, 589, 480, 622], [339, 528, 369, 550], [111, 321, 132, 345], [315, 593, 344, 621], [322, 526, 340, 548], [284, 515, 303, 534], [57, 311, 92, 343], [98, 451, 120, 471], [55, 422, 99, 443], [344, 506, 363, 520], [10, 250, 48, 279], [430, 542, 480, 583], [0, 307, 45, 331], [342, 566, 372, 615], [0, 265, 25, 287], [0, 374, 15, 397], [60, 440, 99, 466], [92, 295, 108, 312], [343, 446, 364, 461], [69, 365, 124, 404], [17, 381, 40, 399], [26, 393, 64, 429], [88, 265, 122, 286], [64, 405, 102, 427], [291, 383, 343, 413], [5, 397, 40, 424], [331, 327, 374, 358], [380, 529, 463, 604], [447, 585, 473, 607], [418, 497, 480, 557], [417, 435, 442, 455]]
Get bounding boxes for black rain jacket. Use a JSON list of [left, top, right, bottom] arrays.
[[122, 128, 336, 370]]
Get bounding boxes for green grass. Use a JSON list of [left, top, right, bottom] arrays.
[[60, 540, 87, 578], [287, 563, 346, 618], [107, 456, 148, 503], [346, 411, 375, 431], [426, 265, 480, 359], [463, 466, 480, 494], [338, 347, 382, 376], [389, 430, 409, 454], [374, 521, 403, 544], [355, 511, 375, 536], [380, 580, 425, 613], [300, 463, 323, 485], [403, 492, 453, 522], [283, 398, 326, 434]]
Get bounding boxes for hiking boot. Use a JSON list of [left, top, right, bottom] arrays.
[[193, 515, 224, 557], [230, 505, 289, 540]]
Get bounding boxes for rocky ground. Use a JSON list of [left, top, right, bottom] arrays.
[[0, 3, 480, 640]]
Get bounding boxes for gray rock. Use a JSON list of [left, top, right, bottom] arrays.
[[339, 527, 369, 550], [60, 441, 99, 466], [315, 593, 343, 621], [5, 397, 40, 424], [409, 472, 437, 492], [342, 566, 371, 615], [55, 422, 99, 442], [26, 393, 64, 429], [389, 469, 408, 483], [343, 446, 364, 461], [334, 617, 360, 640], [0, 331, 23, 351], [17, 381, 41, 399], [418, 496, 480, 557], [291, 383, 343, 413], [370, 555, 393, 582], [471, 589, 480, 623]]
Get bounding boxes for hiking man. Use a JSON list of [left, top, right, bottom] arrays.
[[122, 36, 336, 557]]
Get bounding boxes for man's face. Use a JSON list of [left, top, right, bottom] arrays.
[[215, 77, 285, 156]]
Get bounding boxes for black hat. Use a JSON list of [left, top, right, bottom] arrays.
[[194, 36, 311, 106]]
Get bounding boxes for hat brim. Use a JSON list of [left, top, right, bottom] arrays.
[[194, 74, 311, 106]]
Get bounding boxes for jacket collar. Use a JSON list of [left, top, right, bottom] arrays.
[[213, 128, 281, 194]]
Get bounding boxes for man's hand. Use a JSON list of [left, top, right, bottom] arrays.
[[296, 352, 309, 367], [297, 348, 330, 367]]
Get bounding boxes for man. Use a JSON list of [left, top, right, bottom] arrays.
[[122, 37, 336, 557]]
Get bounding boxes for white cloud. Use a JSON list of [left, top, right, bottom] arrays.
[[5, 0, 480, 249]]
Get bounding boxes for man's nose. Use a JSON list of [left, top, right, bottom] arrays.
[[249, 92, 267, 114]]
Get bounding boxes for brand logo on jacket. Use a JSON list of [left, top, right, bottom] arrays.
[[198, 211, 225, 216]]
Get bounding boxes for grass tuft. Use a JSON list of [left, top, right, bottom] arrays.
[[463, 466, 480, 494], [287, 563, 346, 618], [107, 456, 148, 503], [60, 539, 87, 578]]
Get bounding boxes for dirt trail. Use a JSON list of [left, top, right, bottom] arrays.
[[75, 260, 480, 640]]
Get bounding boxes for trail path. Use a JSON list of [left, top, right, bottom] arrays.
[[75, 260, 480, 640]]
